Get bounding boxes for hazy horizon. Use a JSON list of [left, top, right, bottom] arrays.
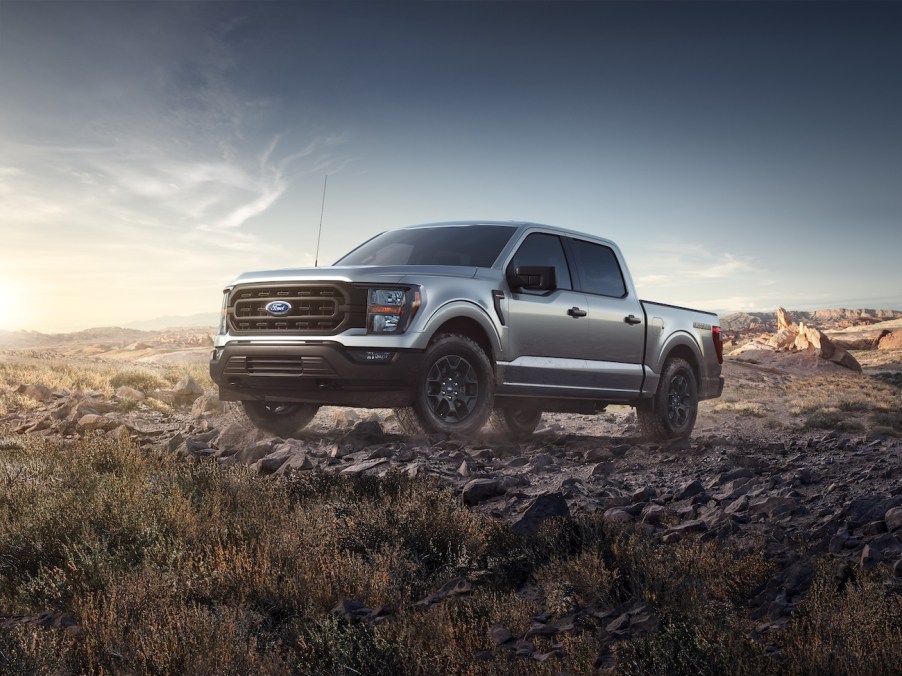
[[1, 1, 900, 332]]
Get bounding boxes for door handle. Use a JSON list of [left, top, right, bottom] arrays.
[[624, 314, 642, 325], [567, 306, 587, 318]]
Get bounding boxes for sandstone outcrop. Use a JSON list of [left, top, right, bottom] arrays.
[[877, 330, 902, 350], [746, 308, 862, 372]]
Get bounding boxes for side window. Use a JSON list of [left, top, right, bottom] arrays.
[[569, 239, 626, 298], [507, 233, 572, 291]]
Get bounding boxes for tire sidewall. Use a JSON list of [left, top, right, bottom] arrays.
[[491, 406, 542, 440], [413, 335, 494, 435], [655, 358, 698, 438], [240, 400, 320, 438]]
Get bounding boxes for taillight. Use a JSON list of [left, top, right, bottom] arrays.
[[712, 326, 724, 364]]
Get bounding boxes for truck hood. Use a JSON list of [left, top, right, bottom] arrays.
[[229, 265, 480, 287]]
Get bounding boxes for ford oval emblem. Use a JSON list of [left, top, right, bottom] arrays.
[[265, 301, 292, 316]]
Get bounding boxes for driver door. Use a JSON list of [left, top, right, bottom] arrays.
[[502, 232, 590, 391]]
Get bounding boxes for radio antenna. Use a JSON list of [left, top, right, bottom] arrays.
[[314, 174, 328, 267]]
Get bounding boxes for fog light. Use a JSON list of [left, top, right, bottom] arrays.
[[211, 348, 224, 361], [365, 350, 393, 362]]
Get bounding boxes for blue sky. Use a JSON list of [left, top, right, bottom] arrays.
[[1, 1, 900, 331]]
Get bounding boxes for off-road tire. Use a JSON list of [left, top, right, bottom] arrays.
[[409, 334, 495, 436], [394, 406, 424, 436], [489, 407, 543, 440], [636, 357, 698, 441], [234, 400, 320, 438]]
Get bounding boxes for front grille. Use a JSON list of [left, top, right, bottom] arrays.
[[224, 355, 335, 377], [227, 283, 366, 335]]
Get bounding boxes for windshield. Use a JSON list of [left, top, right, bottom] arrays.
[[335, 225, 517, 267]]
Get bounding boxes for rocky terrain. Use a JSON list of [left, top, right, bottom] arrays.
[[1, 311, 901, 668]]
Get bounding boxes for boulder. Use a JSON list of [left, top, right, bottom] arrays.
[[76, 414, 114, 433], [191, 391, 226, 417], [331, 421, 386, 457], [794, 323, 861, 372], [877, 330, 902, 350], [16, 384, 52, 402], [114, 386, 145, 401], [885, 507, 902, 532], [511, 492, 571, 536], [170, 376, 204, 406], [765, 329, 795, 349], [462, 478, 505, 506]]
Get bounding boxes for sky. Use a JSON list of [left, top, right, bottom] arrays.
[[0, 0, 900, 332]]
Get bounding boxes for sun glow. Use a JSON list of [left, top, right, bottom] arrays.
[[0, 278, 22, 329]]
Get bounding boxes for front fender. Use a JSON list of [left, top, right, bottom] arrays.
[[423, 300, 504, 358]]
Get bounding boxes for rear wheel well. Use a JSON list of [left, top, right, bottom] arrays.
[[429, 318, 494, 364], [662, 344, 699, 382]]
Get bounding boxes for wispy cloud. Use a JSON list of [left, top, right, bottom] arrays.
[[0, 7, 348, 331]]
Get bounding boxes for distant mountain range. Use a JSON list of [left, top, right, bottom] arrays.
[[0, 313, 219, 350], [122, 312, 219, 331], [720, 308, 902, 333]]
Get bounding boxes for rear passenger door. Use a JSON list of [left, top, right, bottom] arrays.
[[566, 237, 646, 396]]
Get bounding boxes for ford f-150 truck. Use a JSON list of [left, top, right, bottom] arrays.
[[210, 221, 724, 440]]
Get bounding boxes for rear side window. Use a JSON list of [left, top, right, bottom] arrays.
[[507, 233, 573, 291], [569, 239, 626, 298]]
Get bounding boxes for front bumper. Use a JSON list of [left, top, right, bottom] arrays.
[[210, 341, 424, 408]]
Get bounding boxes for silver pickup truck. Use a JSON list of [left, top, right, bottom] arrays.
[[210, 222, 723, 440]]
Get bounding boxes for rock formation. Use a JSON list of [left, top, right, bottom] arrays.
[[751, 308, 862, 372]]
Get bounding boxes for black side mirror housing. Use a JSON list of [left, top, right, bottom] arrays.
[[508, 265, 556, 291]]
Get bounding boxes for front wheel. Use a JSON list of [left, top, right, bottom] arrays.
[[409, 334, 494, 436], [236, 400, 320, 438], [636, 357, 698, 441]]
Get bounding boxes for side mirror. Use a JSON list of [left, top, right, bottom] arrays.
[[508, 265, 556, 291]]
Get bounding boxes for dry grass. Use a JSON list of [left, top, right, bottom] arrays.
[[780, 564, 902, 675], [0, 359, 212, 416], [786, 373, 901, 435], [711, 401, 770, 417], [2, 348, 901, 673], [1, 432, 900, 674]]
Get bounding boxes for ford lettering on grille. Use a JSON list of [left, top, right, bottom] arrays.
[[265, 301, 292, 316]]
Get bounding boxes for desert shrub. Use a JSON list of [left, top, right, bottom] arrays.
[[534, 550, 620, 613], [109, 368, 168, 393], [801, 410, 865, 432], [780, 566, 902, 675], [0, 360, 111, 395], [869, 410, 902, 433], [296, 616, 407, 675], [838, 399, 872, 412], [614, 609, 770, 676], [0, 390, 43, 416], [162, 361, 213, 388]]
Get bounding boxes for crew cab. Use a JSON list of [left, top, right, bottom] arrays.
[[210, 222, 724, 440]]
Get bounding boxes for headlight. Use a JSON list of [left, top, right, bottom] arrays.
[[367, 287, 420, 334]]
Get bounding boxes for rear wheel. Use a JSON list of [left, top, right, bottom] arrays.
[[409, 334, 494, 436], [236, 400, 320, 438], [489, 407, 543, 440], [636, 357, 698, 441]]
